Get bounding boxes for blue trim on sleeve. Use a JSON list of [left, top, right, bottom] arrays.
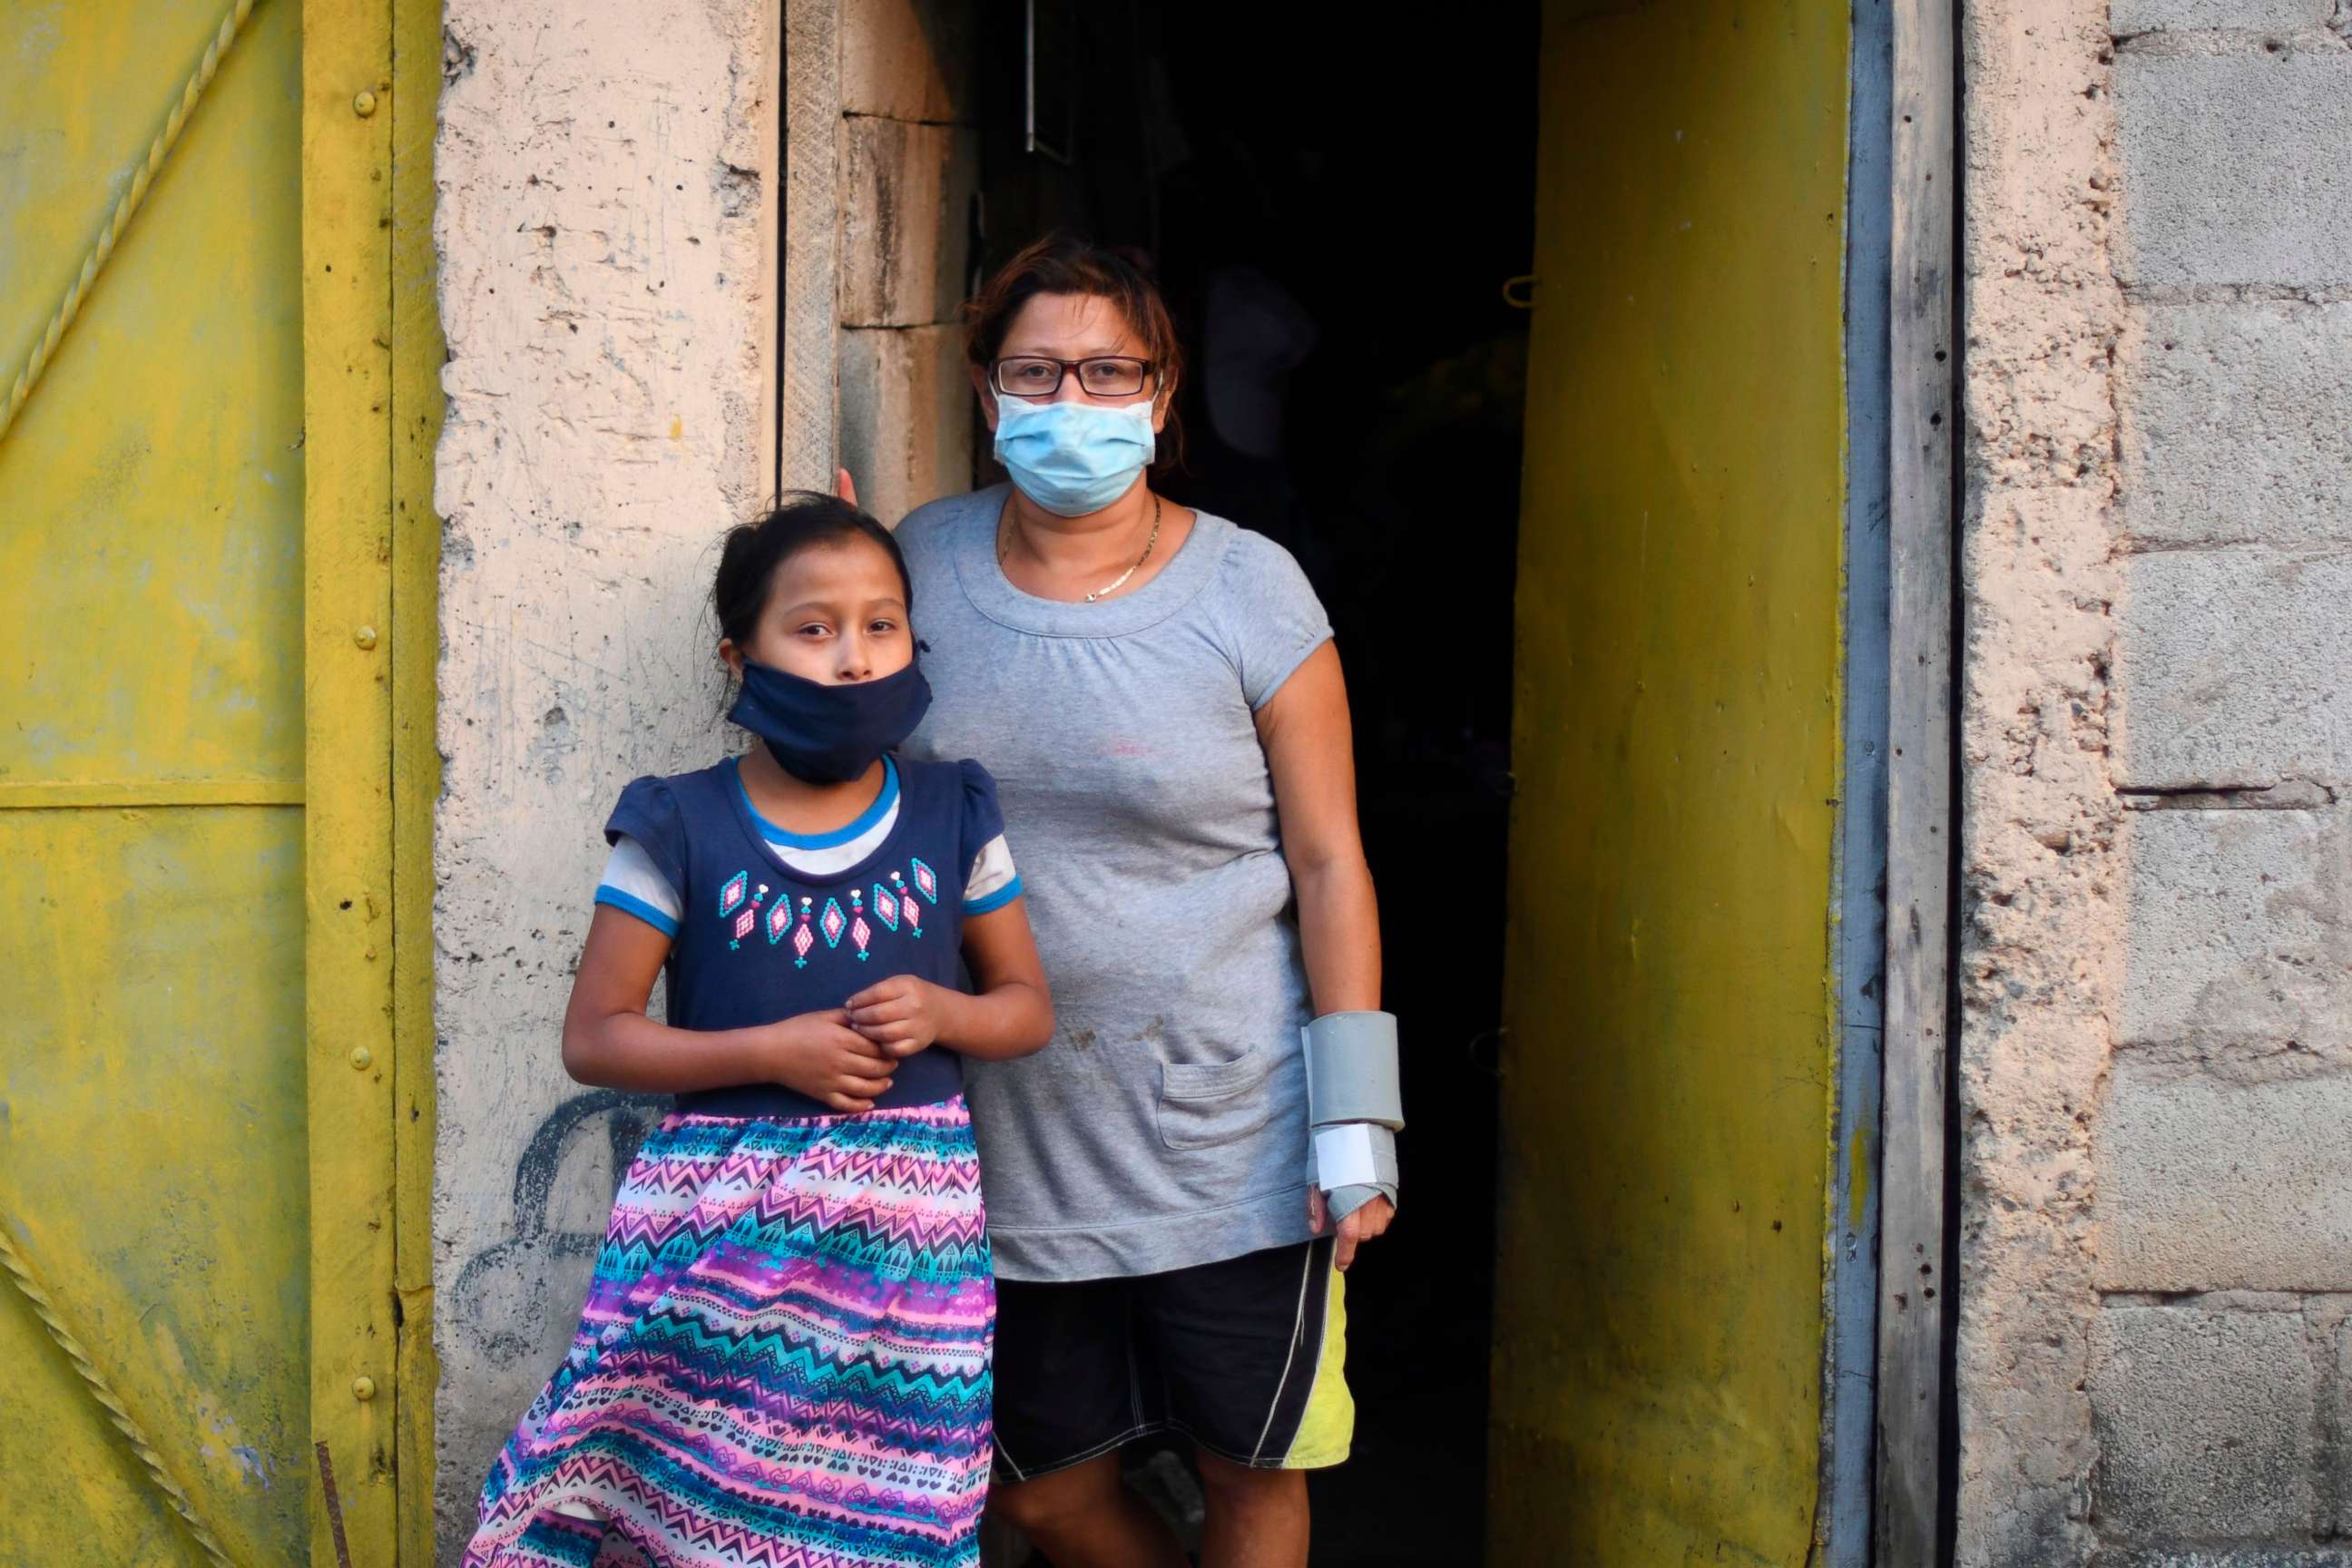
[[960, 874, 1024, 916], [728, 755, 899, 848], [595, 886, 681, 937], [605, 776, 689, 900]]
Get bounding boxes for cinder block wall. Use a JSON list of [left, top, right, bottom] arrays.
[[835, 1, 978, 525], [779, 0, 976, 520], [1960, 1, 2352, 1563]]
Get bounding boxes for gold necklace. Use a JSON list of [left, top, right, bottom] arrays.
[[1001, 492, 1163, 603]]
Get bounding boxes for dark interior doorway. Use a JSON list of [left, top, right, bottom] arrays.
[[969, 5, 1541, 1561]]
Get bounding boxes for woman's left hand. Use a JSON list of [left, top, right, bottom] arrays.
[[1308, 1187, 1395, 1272], [845, 975, 951, 1056]]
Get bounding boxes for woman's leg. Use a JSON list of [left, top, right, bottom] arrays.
[[1194, 1448, 1309, 1568], [989, 1454, 1189, 1568]]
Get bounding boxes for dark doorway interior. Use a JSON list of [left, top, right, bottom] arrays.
[[970, 5, 1540, 1563]]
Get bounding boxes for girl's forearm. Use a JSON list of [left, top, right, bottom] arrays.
[[937, 982, 1055, 1061], [562, 1010, 777, 1093], [1293, 854, 1383, 1016]]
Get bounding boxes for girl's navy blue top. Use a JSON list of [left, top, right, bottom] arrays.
[[603, 754, 1004, 1119]]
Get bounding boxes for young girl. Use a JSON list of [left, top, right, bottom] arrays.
[[462, 494, 1054, 1568]]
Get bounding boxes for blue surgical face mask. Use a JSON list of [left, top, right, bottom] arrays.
[[992, 398, 1158, 517], [728, 657, 932, 784]]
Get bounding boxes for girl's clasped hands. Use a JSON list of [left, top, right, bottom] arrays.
[[761, 975, 958, 1113]]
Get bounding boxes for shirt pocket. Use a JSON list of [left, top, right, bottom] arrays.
[[1156, 1045, 1279, 1152]]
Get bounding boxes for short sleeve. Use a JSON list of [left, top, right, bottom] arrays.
[[956, 759, 1024, 916], [603, 776, 689, 908], [1222, 531, 1334, 710], [596, 837, 682, 936]]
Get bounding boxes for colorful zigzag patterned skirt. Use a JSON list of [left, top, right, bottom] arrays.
[[463, 1099, 994, 1568]]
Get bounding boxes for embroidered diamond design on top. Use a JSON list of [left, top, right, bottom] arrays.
[[792, 920, 814, 967], [765, 898, 792, 946], [872, 883, 899, 932], [848, 891, 872, 960], [719, 870, 749, 917], [733, 906, 757, 942], [820, 897, 848, 948], [904, 897, 923, 938], [909, 858, 938, 905]]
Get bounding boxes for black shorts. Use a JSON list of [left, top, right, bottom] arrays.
[[987, 1238, 1355, 1484]]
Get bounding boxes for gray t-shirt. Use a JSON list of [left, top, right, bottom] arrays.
[[897, 485, 1334, 1281]]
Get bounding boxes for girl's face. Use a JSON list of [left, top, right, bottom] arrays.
[[975, 291, 1171, 432], [721, 537, 913, 686]]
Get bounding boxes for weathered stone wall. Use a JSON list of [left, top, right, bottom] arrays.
[[834, 0, 978, 524], [429, 2, 779, 1558], [1960, 0, 2352, 1562], [778, 0, 976, 517]]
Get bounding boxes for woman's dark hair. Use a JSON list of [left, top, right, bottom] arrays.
[[713, 491, 913, 651], [962, 233, 1185, 468]]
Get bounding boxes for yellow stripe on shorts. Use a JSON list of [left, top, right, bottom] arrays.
[[1283, 1256, 1355, 1467]]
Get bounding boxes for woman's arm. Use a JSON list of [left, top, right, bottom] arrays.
[[1257, 641, 1382, 1014], [564, 906, 901, 1111], [1259, 641, 1396, 1269], [845, 901, 1055, 1061]]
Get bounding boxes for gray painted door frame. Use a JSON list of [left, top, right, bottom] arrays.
[[1827, 0, 1961, 1559]]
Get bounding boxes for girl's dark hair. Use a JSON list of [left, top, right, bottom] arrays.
[[713, 492, 913, 650], [962, 233, 1185, 469]]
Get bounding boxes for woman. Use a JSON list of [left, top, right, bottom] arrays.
[[888, 234, 1400, 1568]]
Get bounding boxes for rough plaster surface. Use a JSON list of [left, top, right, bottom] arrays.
[[1964, 5, 2352, 1562], [2091, 1304, 2317, 1542], [1956, 2, 2129, 1561], [429, 1, 775, 1557]]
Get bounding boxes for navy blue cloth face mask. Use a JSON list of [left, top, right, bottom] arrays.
[[727, 657, 933, 784]]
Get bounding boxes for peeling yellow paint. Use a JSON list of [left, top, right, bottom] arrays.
[[669, 414, 684, 440]]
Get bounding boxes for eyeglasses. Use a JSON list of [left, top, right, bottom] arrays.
[[991, 356, 1156, 398]]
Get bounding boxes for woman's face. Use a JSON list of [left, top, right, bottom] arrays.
[[976, 291, 1171, 433], [723, 537, 914, 686]]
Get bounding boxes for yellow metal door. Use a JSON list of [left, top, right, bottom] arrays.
[[1489, 0, 1852, 1562], [0, 2, 439, 1562]]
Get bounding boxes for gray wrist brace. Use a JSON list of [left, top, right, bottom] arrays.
[[1301, 1011, 1403, 1221]]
